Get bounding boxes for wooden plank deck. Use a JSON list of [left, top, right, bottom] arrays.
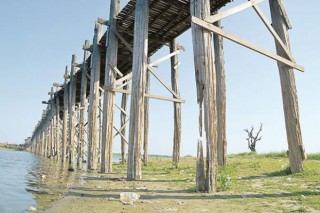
[[54, 0, 232, 112]]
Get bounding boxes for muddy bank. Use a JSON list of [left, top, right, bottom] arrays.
[[42, 156, 320, 212]]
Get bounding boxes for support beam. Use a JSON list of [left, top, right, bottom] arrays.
[[143, 62, 150, 166], [191, 16, 304, 72], [87, 23, 102, 170], [68, 54, 78, 171], [55, 95, 61, 160], [214, 20, 227, 167], [62, 66, 69, 162], [205, 0, 265, 23], [269, 0, 306, 173], [121, 84, 128, 164], [48, 87, 55, 158], [191, 0, 218, 193], [170, 40, 181, 168], [101, 0, 120, 173], [78, 40, 90, 169], [127, 0, 149, 180]]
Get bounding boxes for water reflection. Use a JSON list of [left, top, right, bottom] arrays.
[[26, 158, 76, 211]]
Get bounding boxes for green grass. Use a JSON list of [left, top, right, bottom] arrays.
[[39, 152, 320, 212]]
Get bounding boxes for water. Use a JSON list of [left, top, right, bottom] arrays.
[[0, 150, 122, 212], [0, 150, 38, 212], [0, 150, 75, 212]]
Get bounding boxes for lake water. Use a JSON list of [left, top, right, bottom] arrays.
[[0, 150, 76, 212], [0, 150, 38, 212], [0, 150, 121, 212]]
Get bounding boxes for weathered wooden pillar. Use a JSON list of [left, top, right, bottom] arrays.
[[49, 88, 55, 158], [68, 55, 78, 171], [170, 40, 182, 168], [196, 140, 205, 191], [56, 95, 61, 160], [62, 66, 69, 162], [269, 0, 306, 173], [45, 117, 49, 158], [41, 126, 46, 157], [87, 23, 102, 170], [121, 85, 128, 164], [101, 0, 120, 173], [78, 40, 90, 169], [191, 0, 218, 192], [143, 65, 150, 166], [213, 20, 227, 166], [127, 0, 149, 180]]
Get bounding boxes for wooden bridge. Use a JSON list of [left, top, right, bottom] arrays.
[[25, 0, 306, 192]]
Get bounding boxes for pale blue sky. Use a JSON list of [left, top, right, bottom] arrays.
[[0, 0, 319, 156]]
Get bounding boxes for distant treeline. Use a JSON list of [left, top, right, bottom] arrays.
[[0, 143, 25, 151]]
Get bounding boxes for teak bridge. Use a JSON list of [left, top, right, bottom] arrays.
[[25, 0, 306, 192]]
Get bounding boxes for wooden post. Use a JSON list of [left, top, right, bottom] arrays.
[[62, 66, 69, 162], [170, 40, 182, 168], [56, 95, 61, 160], [49, 87, 55, 158], [79, 40, 90, 169], [41, 126, 45, 157], [214, 20, 227, 166], [143, 65, 150, 166], [191, 0, 218, 192], [196, 140, 206, 191], [68, 55, 78, 171], [269, 0, 306, 173], [121, 84, 128, 164], [127, 0, 149, 180], [87, 23, 102, 170], [45, 117, 49, 158], [101, 0, 120, 173]]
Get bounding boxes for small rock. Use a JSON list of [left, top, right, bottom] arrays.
[[286, 178, 292, 182], [96, 185, 102, 189], [140, 200, 152, 204], [176, 201, 184, 205], [120, 192, 140, 205], [135, 187, 147, 190], [301, 195, 306, 199], [106, 197, 117, 201], [29, 206, 37, 212]]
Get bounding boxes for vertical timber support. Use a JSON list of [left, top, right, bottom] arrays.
[[41, 126, 46, 157], [143, 60, 150, 166], [68, 54, 78, 171], [191, 0, 218, 192], [79, 40, 90, 169], [214, 20, 227, 166], [127, 0, 149, 180], [269, 0, 306, 173], [62, 66, 69, 162], [49, 87, 55, 158], [170, 40, 182, 168], [196, 140, 205, 191], [56, 95, 61, 160], [121, 85, 128, 164], [101, 0, 120, 173], [87, 23, 102, 170]]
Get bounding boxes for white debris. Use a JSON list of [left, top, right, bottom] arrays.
[[29, 206, 37, 212], [120, 192, 140, 205]]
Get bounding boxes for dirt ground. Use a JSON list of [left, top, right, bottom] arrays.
[[40, 156, 320, 213]]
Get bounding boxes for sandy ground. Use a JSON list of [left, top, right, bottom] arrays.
[[39, 157, 320, 213]]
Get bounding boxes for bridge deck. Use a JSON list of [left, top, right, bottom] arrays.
[[55, 0, 232, 108]]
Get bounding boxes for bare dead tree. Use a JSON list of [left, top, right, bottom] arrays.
[[244, 124, 263, 152]]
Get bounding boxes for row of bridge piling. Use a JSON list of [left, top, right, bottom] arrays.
[[25, 0, 306, 192]]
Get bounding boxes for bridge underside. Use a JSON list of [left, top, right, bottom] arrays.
[[55, 0, 232, 107]]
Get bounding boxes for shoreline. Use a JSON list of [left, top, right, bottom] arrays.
[[38, 155, 320, 212]]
